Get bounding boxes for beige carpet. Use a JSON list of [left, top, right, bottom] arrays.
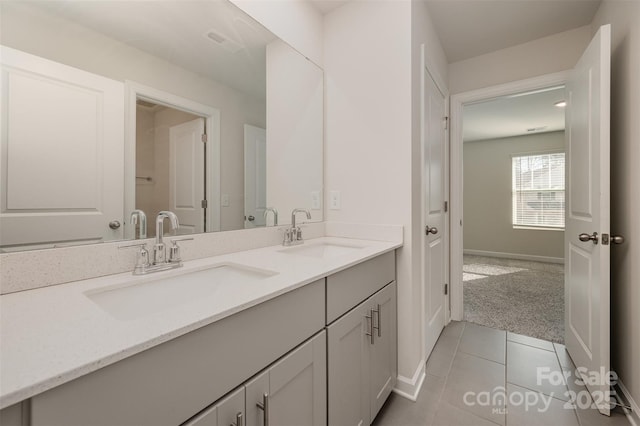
[[463, 255, 565, 343]]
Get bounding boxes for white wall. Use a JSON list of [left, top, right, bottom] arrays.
[[591, 0, 640, 413], [229, 0, 324, 67], [463, 132, 565, 261], [449, 25, 592, 94], [1, 2, 266, 233], [266, 40, 323, 223], [324, 0, 449, 398]]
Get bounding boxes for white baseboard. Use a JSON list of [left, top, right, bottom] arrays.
[[393, 360, 426, 401], [463, 249, 564, 264], [617, 380, 640, 426]]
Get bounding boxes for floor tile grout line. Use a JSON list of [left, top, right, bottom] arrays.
[[431, 322, 464, 425], [457, 348, 506, 366], [440, 323, 507, 426], [505, 330, 508, 426]]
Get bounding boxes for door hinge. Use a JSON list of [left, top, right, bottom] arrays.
[[444, 283, 448, 295], [201, 199, 208, 208], [444, 201, 448, 212], [201, 133, 208, 144], [443, 116, 449, 130]]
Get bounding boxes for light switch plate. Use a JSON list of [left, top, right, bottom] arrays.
[[221, 194, 230, 207], [329, 191, 341, 210], [311, 191, 321, 209]]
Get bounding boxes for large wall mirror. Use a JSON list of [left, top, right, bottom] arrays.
[[0, 0, 323, 251]]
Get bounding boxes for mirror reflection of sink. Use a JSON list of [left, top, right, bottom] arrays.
[[278, 242, 365, 259], [85, 263, 278, 320]]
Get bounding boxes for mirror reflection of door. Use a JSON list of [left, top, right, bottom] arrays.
[[135, 101, 206, 237], [244, 124, 267, 228]]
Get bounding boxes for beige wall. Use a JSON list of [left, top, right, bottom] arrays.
[[449, 26, 592, 94], [324, 0, 449, 397], [591, 0, 640, 412], [266, 39, 323, 223], [463, 132, 565, 260]]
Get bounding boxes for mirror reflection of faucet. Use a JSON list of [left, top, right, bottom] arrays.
[[264, 207, 278, 226], [130, 209, 147, 239], [119, 211, 193, 275], [283, 209, 311, 246]]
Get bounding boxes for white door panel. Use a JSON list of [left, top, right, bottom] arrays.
[[424, 64, 448, 356], [565, 24, 611, 415], [169, 118, 205, 235], [0, 46, 124, 248]]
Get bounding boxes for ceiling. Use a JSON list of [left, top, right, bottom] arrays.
[[425, 0, 601, 63], [463, 87, 566, 142], [14, 0, 277, 99]]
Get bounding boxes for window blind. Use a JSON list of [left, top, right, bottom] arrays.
[[512, 153, 565, 229]]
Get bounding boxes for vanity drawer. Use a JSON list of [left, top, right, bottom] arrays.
[[326, 251, 395, 324], [30, 279, 325, 426]]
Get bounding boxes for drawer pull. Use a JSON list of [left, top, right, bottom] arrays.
[[365, 310, 374, 344], [256, 393, 270, 426], [230, 412, 243, 426], [372, 304, 381, 337]]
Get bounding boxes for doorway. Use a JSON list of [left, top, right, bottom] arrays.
[[135, 101, 204, 236], [449, 72, 570, 330], [124, 82, 221, 239], [460, 87, 566, 343]]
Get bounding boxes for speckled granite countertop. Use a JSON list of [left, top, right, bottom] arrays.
[[0, 236, 401, 409]]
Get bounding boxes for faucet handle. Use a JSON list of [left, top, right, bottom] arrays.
[[168, 237, 193, 264], [118, 243, 150, 274]]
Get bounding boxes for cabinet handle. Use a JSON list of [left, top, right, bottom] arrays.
[[230, 412, 243, 426], [365, 310, 374, 344], [372, 304, 381, 337], [256, 392, 269, 426]]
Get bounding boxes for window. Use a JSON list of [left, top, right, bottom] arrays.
[[512, 153, 565, 229]]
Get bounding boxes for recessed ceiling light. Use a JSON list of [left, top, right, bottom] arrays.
[[554, 100, 567, 107]]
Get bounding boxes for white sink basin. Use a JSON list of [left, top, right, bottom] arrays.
[[85, 263, 278, 320], [279, 242, 364, 259]]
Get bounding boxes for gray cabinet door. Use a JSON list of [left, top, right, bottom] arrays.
[[327, 301, 371, 426], [184, 387, 244, 426], [369, 282, 397, 420], [246, 332, 326, 426]]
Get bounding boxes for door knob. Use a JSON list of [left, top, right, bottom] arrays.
[[109, 220, 121, 230], [425, 226, 438, 235], [611, 235, 625, 244], [578, 232, 598, 244], [247, 215, 255, 221]]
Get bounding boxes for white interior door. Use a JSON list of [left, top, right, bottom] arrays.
[[0, 46, 124, 250], [565, 24, 611, 415], [423, 67, 448, 356], [244, 124, 266, 228], [169, 118, 205, 235]]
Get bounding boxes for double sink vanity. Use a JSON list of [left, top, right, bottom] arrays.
[[0, 232, 401, 426]]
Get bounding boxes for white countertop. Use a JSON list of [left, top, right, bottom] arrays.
[[0, 236, 401, 409]]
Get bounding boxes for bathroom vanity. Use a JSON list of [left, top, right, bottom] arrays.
[[0, 237, 399, 426]]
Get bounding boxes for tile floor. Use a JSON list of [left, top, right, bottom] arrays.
[[372, 321, 631, 426]]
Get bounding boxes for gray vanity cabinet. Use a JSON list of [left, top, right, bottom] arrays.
[[184, 387, 245, 426], [245, 331, 326, 426], [327, 282, 397, 426], [29, 279, 325, 426]]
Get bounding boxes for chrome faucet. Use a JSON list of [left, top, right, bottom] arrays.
[[119, 211, 192, 275], [130, 209, 147, 239], [154, 211, 179, 265], [284, 208, 311, 246], [264, 207, 278, 226]]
